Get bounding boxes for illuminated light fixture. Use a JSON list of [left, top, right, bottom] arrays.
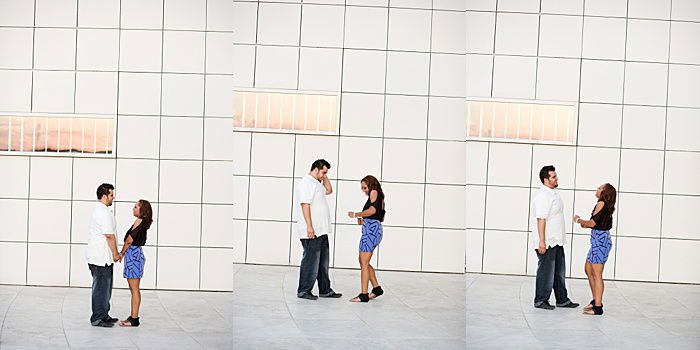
[[233, 89, 339, 134], [466, 99, 577, 145], [0, 114, 114, 154]]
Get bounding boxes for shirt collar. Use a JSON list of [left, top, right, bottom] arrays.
[[305, 174, 320, 183], [540, 185, 557, 194]]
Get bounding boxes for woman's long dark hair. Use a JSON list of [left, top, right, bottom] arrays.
[[599, 183, 616, 214], [138, 199, 154, 229], [361, 175, 384, 199]]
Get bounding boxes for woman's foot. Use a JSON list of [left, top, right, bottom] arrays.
[[583, 299, 595, 312], [119, 316, 140, 327], [583, 305, 603, 315], [350, 293, 369, 302], [369, 286, 383, 299]]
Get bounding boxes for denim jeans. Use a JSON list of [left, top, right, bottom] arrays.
[[534, 245, 572, 307], [89, 263, 113, 325], [297, 234, 334, 296]]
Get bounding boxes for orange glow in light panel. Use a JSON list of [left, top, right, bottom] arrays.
[[466, 100, 577, 144], [233, 90, 338, 134], [0, 116, 113, 154]]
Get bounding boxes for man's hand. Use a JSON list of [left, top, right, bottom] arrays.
[[307, 226, 315, 239], [113, 252, 120, 262], [357, 218, 363, 226], [118, 254, 123, 263], [538, 241, 547, 255]]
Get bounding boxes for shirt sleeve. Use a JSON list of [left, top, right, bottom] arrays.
[[533, 194, 552, 219], [298, 181, 314, 204], [97, 211, 115, 235]]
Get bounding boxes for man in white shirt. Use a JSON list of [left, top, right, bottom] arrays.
[[296, 159, 342, 300], [532, 166, 578, 310], [86, 183, 121, 327]]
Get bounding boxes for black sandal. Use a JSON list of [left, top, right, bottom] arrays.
[[591, 305, 604, 315], [120, 316, 140, 327], [351, 293, 369, 302], [584, 299, 595, 310], [370, 286, 383, 299]]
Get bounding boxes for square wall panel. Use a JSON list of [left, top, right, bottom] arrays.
[[482, 230, 527, 275], [467, 54, 494, 99], [381, 183, 424, 227], [538, 15, 583, 58], [487, 142, 532, 187], [342, 49, 387, 94], [31, 71, 75, 113], [27, 243, 69, 286], [0, 157, 29, 198], [466, 12, 495, 54], [163, 31, 205, 73], [664, 152, 700, 195], [157, 247, 200, 290], [582, 17, 626, 60], [233, 219, 247, 263], [157, 203, 201, 246], [254, 46, 299, 90], [208, 0, 235, 30], [619, 149, 664, 194], [422, 228, 465, 273], [293, 135, 339, 178], [75, 72, 118, 115], [466, 185, 486, 229], [621, 105, 666, 150], [530, 145, 576, 189], [115, 159, 160, 202], [257, 3, 301, 46], [233, 132, 251, 176], [428, 97, 468, 141], [426, 141, 465, 185], [432, 10, 466, 54], [163, 0, 206, 30], [497, 0, 539, 12], [232, 44, 255, 88], [69, 244, 91, 288], [233, 175, 249, 219], [160, 117, 204, 160], [76, 29, 119, 71], [615, 237, 660, 282], [668, 64, 700, 109], [494, 13, 539, 56], [626, 19, 670, 62], [29, 157, 72, 200], [33, 28, 76, 70], [78, 0, 120, 28], [617, 193, 662, 238], [159, 160, 203, 203], [384, 95, 428, 139], [385, 51, 430, 96], [579, 60, 624, 104], [161, 74, 205, 117], [0, 242, 27, 285], [424, 184, 465, 229], [577, 103, 622, 148], [344, 6, 388, 50], [0, 199, 28, 242], [118, 73, 162, 115], [381, 139, 426, 183], [247, 177, 293, 221], [628, 0, 671, 20], [0, 1, 34, 26], [659, 240, 700, 284], [574, 147, 620, 191], [536, 58, 580, 102], [201, 205, 233, 248], [204, 118, 233, 161], [484, 186, 530, 231], [298, 47, 343, 92], [250, 133, 295, 177], [670, 22, 700, 65], [661, 195, 700, 240], [334, 180, 371, 226], [466, 141, 489, 185], [334, 224, 376, 268], [466, 0, 496, 11], [492, 55, 537, 100], [203, 161, 233, 204], [0, 70, 32, 112], [666, 108, 700, 152], [245, 220, 291, 265], [300, 4, 344, 48], [671, 0, 700, 21], [541, 0, 583, 14], [232, 2, 257, 43], [623, 63, 668, 106], [205, 75, 234, 118], [72, 158, 116, 201], [339, 93, 384, 138], [377, 227, 422, 271], [430, 53, 466, 98], [120, 0, 163, 30], [201, 248, 234, 291], [584, 0, 627, 18], [337, 137, 383, 181], [119, 30, 163, 72], [465, 229, 484, 272], [71, 201, 96, 244], [116, 116, 161, 159], [387, 8, 431, 52]]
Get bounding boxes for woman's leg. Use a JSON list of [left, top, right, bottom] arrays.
[[127, 278, 141, 318], [585, 261, 595, 299], [592, 263, 605, 306], [368, 264, 379, 289], [350, 252, 373, 302]]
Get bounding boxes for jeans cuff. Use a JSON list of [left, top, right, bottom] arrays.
[[318, 290, 335, 297], [556, 300, 572, 307]]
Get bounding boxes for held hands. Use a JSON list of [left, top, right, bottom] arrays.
[[113, 252, 122, 263], [357, 217, 363, 226]]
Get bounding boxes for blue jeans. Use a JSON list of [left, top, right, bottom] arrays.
[[534, 245, 572, 307], [89, 263, 113, 325], [297, 234, 334, 297]]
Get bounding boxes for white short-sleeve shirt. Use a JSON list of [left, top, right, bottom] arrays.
[[531, 185, 567, 248], [86, 202, 117, 266], [296, 174, 332, 239]]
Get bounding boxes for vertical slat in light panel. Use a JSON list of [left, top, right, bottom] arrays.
[[20, 118, 24, 151], [566, 109, 572, 142], [57, 118, 61, 152], [291, 94, 296, 130], [93, 119, 97, 154], [466, 102, 471, 137], [539, 108, 545, 142], [266, 94, 271, 129], [81, 119, 85, 153], [44, 118, 48, 151], [316, 96, 321, 132], [516, 104, 521, 139], [105, 120, 109, 153], [278, 94, 284, 130], [303, 95, 309, 131], [553, 107, 559, 142], [241, 93, 247, 128], [490, 103, 496, 138], [7, 117, 11, 151], [503, 103, 509, 138], [253, 94, 259, 129], [478, 102, 484, 137], [327, 97, 333, 132], [32, 118, 36, 152], [69, 118, 73, 152]]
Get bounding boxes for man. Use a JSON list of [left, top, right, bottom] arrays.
[[296, 159, 342, 300], [532, 166, 578, 310], [86, 183, 121, 327]]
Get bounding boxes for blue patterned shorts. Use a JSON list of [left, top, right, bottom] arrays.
[[360, 219, 383, 253], [123, 245, 145, 279], [586, 229, 612, 264]]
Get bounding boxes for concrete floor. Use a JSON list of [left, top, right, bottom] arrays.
[[0, 285, 232, 349], [232, 264, 466, 349], [466, 273, 700, 350]]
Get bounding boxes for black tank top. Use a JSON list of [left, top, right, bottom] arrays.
[[363, 191, 385, 222], [124, 221, 148, 246], [590, 202, 613, 231]]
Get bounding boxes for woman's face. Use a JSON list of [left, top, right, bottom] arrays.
[[596, 185, 604, 199], [361, 181, 369, 196], [132, 202, 141, 217]]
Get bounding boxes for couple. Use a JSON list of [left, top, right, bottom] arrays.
[[86, 183, 151, 327], [533, 166, 615, 316], [296, 159, 385, 303]]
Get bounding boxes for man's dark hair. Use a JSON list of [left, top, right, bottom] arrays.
[[96, 183, 114, 200], [539, 165, 556, 184], [310, 159, 331, 172]]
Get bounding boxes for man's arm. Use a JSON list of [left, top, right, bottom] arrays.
[[104, 234, 120, 261], [301, 203, 315, 238], [537, 218, 547, 254], [321, 175, 333, 195]]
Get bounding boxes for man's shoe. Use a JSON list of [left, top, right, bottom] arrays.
[[93, 321, 115, 327], [535, 301, 555, 310], [298, 292, 318, 300], [102, 316, 118, 323], [320, 292, 343, 298], [558, 301, 580, 308]]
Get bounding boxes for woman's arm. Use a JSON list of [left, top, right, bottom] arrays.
[[574, 202, 603, 228], [120, 234, 133, 256], [348, 190, 378, 218]]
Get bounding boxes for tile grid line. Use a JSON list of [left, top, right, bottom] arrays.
[[24, 0, 37, 286], [376, 2, 391, 270], [198, 0, 209, 290], [154, 0, 166, 289]]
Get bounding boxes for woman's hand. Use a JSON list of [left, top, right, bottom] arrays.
[[573, 215, 581, 223], [347, 211, 355, 219], [357, 218, 363, 226]]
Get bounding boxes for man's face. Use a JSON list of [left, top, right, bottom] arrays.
[[104, 189, 115, 206], [317, 167, 329, 180], [545, 171, 559, 188]]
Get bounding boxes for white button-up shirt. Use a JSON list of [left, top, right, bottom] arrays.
[[86, 202, 117, 266], [295, 174, 332, 239], [531, 185, 566, 248]]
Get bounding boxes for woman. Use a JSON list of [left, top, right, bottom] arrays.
[[118, 199, 152, 327], [347, 175, 385, 303], [574, 183, 615, 316]]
